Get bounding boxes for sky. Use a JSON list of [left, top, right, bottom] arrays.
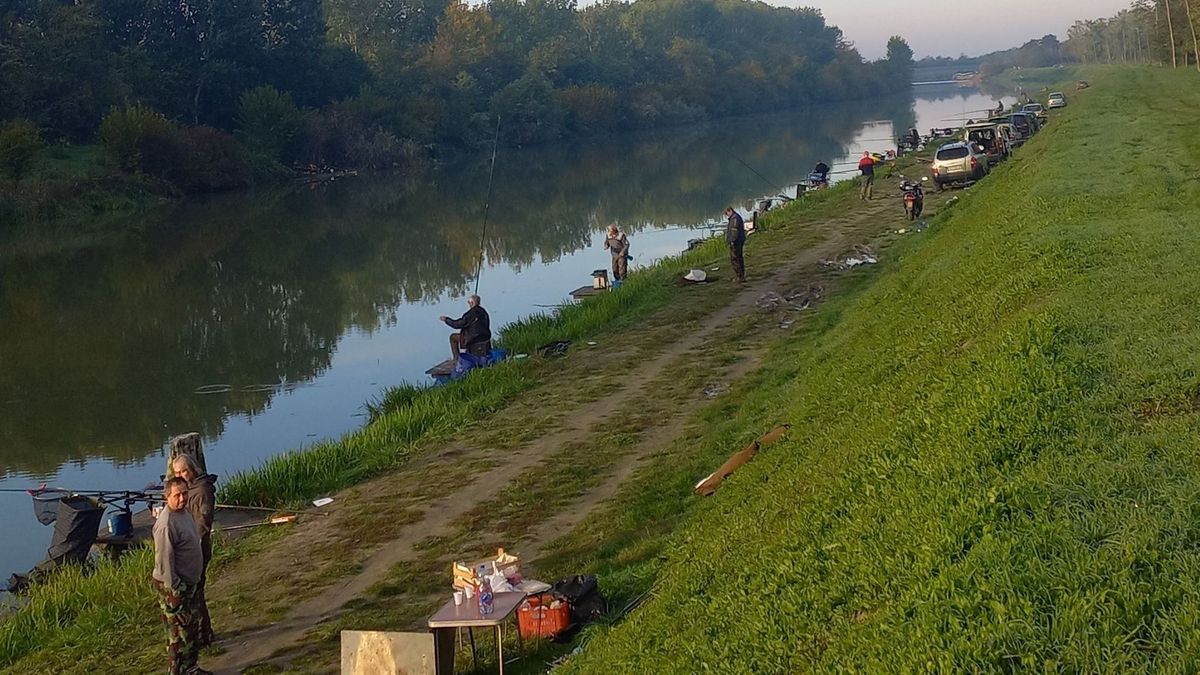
[[790, 0, 1134, 59]]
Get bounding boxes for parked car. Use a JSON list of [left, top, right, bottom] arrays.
[[994, 112, 1036, 146], [963, 122, 1012, 166], [1047, 92, 1068, 109], [1021, 103, 1048, 123], [930, 142, 989, 190], [1011, 111, 1040, 136], [1076, 80, 1089, 90]]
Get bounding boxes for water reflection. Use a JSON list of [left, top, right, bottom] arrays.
[[0, 94, 921, 479]]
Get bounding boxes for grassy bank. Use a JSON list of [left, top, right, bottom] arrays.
[[554, 66, 1200, 671], [0, 171, 861, 671], [987, 65, 1081, 92], [0, 145, 172, 224], [216, 223, 766, 507]]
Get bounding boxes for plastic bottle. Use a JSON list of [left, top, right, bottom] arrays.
[[477, 565, 494, 616]]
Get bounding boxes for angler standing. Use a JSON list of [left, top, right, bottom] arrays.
[[858, 151, 876, 201], [153, 476, 208, 675], [603, 224, 631, 282], [172, 454, 217, 647], [724, 206, 746, 283]]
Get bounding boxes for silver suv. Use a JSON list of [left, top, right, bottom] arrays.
[[930, 142, 989, 190]]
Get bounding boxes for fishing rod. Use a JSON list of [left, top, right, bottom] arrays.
[[472, 114, 502, 297], [735, 156, 782, 193], [0, 485, 161, 496]]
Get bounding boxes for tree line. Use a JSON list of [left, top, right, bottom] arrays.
[[1065, 0, 1200, 69], [0, 0, 914, 198]]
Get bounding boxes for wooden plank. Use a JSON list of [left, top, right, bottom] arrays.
[[425, 359, 457, 377], [569, 285, 605, 299]]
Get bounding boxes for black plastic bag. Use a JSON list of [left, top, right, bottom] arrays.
[[551, 574, 607, 627]]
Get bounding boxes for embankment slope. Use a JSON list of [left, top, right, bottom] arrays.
[[562, 66, 1200, 672]]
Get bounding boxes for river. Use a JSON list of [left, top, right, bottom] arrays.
[[0, 87, 1013, 582]]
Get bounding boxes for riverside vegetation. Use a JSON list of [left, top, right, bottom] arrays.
[[3, 66, 1195, 672], [1, 0, 914, 223]]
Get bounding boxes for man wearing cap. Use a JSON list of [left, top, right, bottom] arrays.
[[724, 206, 746, 283]]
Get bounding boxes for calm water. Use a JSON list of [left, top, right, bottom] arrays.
[[0, 87, 1011, 580]]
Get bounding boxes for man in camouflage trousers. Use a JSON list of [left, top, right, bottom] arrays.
[[153, 476, 208, 674]]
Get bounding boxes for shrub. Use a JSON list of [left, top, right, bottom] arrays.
[[0, 120, 44, 183], [98, 104, 176, 172], [235, 86, 305, 163], [489, 72, 566, 146], [556, 85, 626, 135], [346, 127, 420, 170], [173, 126, 249, 192]]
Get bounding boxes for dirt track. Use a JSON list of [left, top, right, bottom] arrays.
[[204, 184, 928, 673]]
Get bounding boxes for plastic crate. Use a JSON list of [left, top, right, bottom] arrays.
[[517, 595, 570, 640]]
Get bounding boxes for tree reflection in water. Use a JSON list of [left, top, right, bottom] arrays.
[[0, 96, 917, 477]]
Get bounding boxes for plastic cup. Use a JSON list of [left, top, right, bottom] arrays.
[[453, 590, 464, 606], [463, 585, 475, 600]]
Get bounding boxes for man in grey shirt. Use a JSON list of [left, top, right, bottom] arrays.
[[153, 476, 207, 674]]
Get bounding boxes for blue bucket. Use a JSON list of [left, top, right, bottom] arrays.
[[108, 511, 132, 537], [490, 348, 508, 363]]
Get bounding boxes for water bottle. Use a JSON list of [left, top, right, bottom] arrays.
[[477, 565, 494, 615]]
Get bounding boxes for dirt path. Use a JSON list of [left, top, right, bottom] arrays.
[[206, 187, 918, 673]]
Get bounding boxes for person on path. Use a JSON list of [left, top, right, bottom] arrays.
[[603, 224, 630, 282], [172, 454, 216, 648], [858, 151, 876, 200], [153, 476, 207, 675], [440, 294, 492, 359], [724, 206, 746, 283]]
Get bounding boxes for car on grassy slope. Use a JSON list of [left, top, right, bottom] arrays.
[[1022, 103, 1048, 123], [963, 122, 1012, 166], [1048, 92, 1068, 108], [930, 141, 989, 190]]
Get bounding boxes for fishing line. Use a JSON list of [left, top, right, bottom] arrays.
[[472, 114, 502, 297], [735, 156, 781, 192]]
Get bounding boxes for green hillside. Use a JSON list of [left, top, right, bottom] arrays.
[[563, 66, 1200, 672]]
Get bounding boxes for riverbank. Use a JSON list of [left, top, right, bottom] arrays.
[[557, 65, 1200, 671], [0, 144, 172, 225], [13, 63, 1188, 672], [0, 125, 941, 670]]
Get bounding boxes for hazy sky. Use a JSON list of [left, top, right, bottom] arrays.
[[791, 0, 1133, 59]]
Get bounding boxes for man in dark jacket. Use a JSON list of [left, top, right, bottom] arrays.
[[724, 206, 746, 283], [172, 454, 217, 647], [858, 151, 875, 200], [440, 294, 492, 358]]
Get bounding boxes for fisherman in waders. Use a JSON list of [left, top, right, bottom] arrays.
[[724, 206, 746, 283], [603, 224, 630, 282], [440, 294, 492, 359]]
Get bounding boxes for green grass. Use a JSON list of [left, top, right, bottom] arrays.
[[988, 65, 1081, 94], [552, 66, 1200, 672], [218, 220, 768, 509], [0, 136, 874, 674]]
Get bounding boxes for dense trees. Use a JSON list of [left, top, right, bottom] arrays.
[[0, 0, 912, 202], [1064, 0, 1200, 69]]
